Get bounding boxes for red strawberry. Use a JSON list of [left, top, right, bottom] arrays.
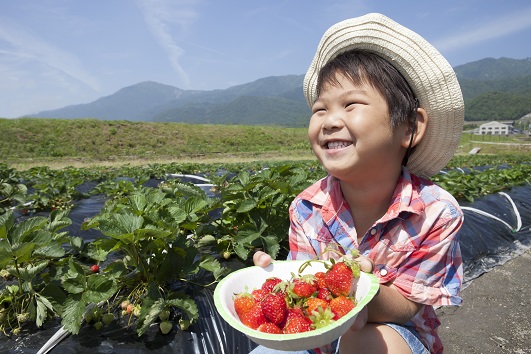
[[90, 264, 100, 273], [240, 303, 267, 329], [233, 292, 255, 318], [317, 287, 333, 301], [261, 293, 287, 326], [330, 296, 356, 319], [257, 322, 283, 334], [251, 288, 269, 301], [324, 262, 353, 296], [291, 278, 317, 299], [286, 306, 305, 320], [261, 277, 282, 292], [315, 272, 327, 289], [283, 315, 313, 334], [305, 298, 330, 316]]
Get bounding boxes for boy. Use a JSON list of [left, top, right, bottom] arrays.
[[252, 13, 464, 354]]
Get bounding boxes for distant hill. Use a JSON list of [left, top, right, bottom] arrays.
[[454, 57, 531, 121], [28, 58, 531, 125]]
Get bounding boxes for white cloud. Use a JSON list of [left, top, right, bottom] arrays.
[[137, 0, 201, 87], [433, 7, 531, 52], [0, 16, 100, 91]]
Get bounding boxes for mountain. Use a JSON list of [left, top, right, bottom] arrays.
[[454, 58, 531, 121], [28, 58, 531, 125], [32, 81, 185, 121]]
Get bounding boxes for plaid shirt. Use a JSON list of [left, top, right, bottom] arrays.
[[288, 167, 463, 354]]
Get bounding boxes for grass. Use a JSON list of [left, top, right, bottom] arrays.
[[1, 118, 530, 170]]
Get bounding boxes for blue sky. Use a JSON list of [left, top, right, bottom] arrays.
[[1, 0, 530, 118]]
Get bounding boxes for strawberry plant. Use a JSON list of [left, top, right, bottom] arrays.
[[0, 209, 76, 334], [213, 165, 313, 261], [0, 164, 28, 214], [78, 184, 228, 335]]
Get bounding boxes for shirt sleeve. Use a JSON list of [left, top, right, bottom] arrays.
[[391, 203, 464, 307]]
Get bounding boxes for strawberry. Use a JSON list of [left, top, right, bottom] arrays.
[[251, 288, 269, 301], [257, 322, 283, 334], [305, 298, 330, 316], [283, 315, 313, 334], [261, 292, 287, 326], [159, 320, 173, 334], [286, 306, 305, 320], [233, 292, 255, 318], [261, 277, 282, 292], [324, 261, 353, 296], [317, 287, 333, 301], [330, 296, 356, 319], [291, 277, 317, 299], [90, 264, 100, 273], [126, 304, 135, 314], [240, 303, 267, 329], [315, 271, 327, 289]]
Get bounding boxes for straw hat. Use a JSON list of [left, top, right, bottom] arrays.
[[303, 13, 464, 178]]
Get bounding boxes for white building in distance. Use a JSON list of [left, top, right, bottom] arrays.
[[478, 121, 514, 135]]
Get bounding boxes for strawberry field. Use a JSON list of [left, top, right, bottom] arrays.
[[1, 155, 530, 353]]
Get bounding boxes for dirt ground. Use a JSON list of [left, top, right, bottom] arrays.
[[436, 249, 531, 353]]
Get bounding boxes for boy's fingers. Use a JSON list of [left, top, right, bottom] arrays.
[[253, 251, 272, 268], [356, 256, 375, 273]]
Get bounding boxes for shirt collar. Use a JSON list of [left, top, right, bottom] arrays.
[[299, 167, 425, 223]]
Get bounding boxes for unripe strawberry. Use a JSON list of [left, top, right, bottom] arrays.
[[93, 321, 103, 330], [159, 320, 173, 334], [179, 318, 191, 330], [120, 300, 130, 310], [102, 313, 115, 325], [159, 309, 170, 321]]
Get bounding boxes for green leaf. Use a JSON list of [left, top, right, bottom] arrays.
[[36, 296, 49, 327], [33, 243, 66, 258], [198, 255, 228, 280], [137, 299, 165, 336], [61, 294, 85, 334], [262, 235, 281, 260], [166, 296, 199, 322], [196, 235, 216, 248], [233, 242, 249, 260], [235, 230, 261, 244], [82, 274, 117, 303], [236, 199, 257, 213], [0, 211, 15, 239], [11, 217, 48, 245], [17, 261, 48, 282]]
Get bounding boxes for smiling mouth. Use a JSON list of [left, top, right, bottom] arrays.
[[326, 141, 352, 149]]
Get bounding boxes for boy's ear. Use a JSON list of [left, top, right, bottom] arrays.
[[401, 107, 428, 148]]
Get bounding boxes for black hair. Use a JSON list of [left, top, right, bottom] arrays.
[[316, 50, 417, 129]]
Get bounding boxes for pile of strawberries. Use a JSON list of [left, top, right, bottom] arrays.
[[233, 258, 360, 334]]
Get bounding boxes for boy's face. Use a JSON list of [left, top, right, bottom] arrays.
[[308, 72, 409, 184]]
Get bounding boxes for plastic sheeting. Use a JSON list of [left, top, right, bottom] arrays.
[[2, 176, 530, 353]]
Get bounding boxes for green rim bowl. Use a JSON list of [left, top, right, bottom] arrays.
[[214, 260, 380, 351]]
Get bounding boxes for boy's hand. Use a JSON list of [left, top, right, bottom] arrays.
[[355, 255, 375, 274], [253, 251, 272, 267]]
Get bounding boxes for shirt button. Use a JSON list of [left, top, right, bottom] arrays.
[[370, 228, 377, 235], [380, 269, 388, 276]]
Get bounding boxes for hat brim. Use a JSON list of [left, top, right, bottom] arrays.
[[303, 13, 464, 178]]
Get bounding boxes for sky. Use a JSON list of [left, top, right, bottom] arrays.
[[1, 0, 530, 118]]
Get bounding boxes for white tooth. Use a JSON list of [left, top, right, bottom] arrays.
[[328, 141, 350, 149]]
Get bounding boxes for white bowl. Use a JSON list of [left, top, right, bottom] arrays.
[[214, 260, 379, 351]]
